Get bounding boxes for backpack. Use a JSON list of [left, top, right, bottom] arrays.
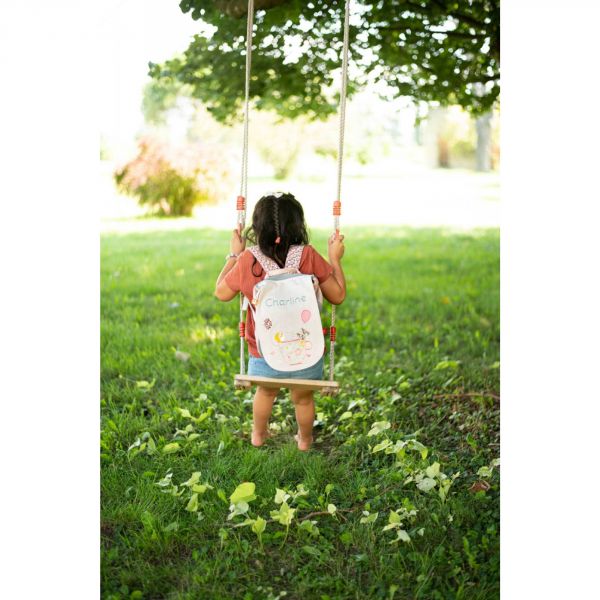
[[246, 245, 325, 372]]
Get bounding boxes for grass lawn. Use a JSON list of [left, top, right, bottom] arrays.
[[101, 226, 500, 600]]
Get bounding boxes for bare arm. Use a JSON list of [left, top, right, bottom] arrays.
[[320, 233, 346, 305], [214, 257, 239, 301], [214, 228, 246, 302]]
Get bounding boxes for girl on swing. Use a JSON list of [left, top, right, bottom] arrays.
[[214, 192, 346, 451]]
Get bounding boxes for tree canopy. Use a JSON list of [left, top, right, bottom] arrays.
[[149, 0, 499, 123]]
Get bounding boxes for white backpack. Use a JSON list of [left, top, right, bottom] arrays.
[[246, 245, 324, 372]]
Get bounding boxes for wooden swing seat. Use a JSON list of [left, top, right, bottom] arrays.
[[235, 374, 339, 395]]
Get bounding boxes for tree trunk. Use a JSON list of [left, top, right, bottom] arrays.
[[475, 111, 492, 172]]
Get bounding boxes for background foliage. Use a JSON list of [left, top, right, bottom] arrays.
[[149, 0, 500, 123], [114, 135, 233, 216]]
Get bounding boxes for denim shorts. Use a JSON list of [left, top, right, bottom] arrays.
[[248, 355, 324, 380]]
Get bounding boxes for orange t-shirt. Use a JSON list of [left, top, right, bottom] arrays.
[[224, 245, 334, 357]]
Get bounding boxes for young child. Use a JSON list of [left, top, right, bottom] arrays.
[[214, 192, 346, 451]]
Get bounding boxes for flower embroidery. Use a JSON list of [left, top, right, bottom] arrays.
[[264, 318, 272, 330]]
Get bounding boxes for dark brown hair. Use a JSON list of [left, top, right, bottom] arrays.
[[245, 192, 309, 274]]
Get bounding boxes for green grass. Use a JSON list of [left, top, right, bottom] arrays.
[[101, 226, 500, 600]]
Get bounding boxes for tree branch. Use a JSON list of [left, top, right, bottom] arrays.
[[215, 0, 290, 18], [429, 0, 488, 30], [380, 23, 487, 40]]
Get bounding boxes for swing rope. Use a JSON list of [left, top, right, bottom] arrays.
[[237, 0, 254, 375], [236, 0, 351, 382], [329, 0, 351, 381]]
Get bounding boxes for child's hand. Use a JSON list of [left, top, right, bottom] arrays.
[[328, 232, 345, 262], [230, 227, 246, 255]]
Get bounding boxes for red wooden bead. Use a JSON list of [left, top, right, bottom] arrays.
[[333, 200, 341, 216], [236, 195, 246, 210], [329, 326, 337, 342], [239, 322, 246, 337]]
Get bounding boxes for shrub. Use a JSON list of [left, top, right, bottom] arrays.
[[114, 135, 232, 216]]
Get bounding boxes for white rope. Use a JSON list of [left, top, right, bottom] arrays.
[[238, 0, 254, 376], [238, 0, 254, 228], [329, 0, 351, 381]]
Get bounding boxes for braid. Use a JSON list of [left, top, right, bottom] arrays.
[[272, 196, 280, 242]]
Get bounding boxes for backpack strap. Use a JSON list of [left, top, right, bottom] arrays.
[[248, 246, 280, 274], [248, 245, 305, 273], [285, 245, 304, 270]]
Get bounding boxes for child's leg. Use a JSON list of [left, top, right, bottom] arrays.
[[252, 385, 279, 447], [291, 389, 315, 451]]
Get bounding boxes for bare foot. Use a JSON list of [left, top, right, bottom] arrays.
[[294, 433, 313, 452], [251, 429, 272, 447]]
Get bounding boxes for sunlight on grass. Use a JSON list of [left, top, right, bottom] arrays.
[[190, 325, 231, 342]]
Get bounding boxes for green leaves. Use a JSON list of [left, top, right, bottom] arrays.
[[367, 421, 391, 437], [228, 482, 257, 520], [155, 0, 499, 124], [360, 511, 379, 525], [186, 493, 199, 512], [252, 517, 267, 536], [270, 501, 296, 527], [425, 462, 441, 478], [416, 477, 437, 492], [230, 482, 256, 505], [136, 379, 155, 390], [434, 360, 461, 371], [381, 504, 418, 544], [372, 439, 393, 453], [162, 442, 181, 454], [274, 488, 290, 505]]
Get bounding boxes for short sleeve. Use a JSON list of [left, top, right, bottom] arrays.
[[302, 245, 334, 283], [224, 259, 242, 293]]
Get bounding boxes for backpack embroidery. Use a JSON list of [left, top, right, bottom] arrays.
[[247, 245, 324, 372]]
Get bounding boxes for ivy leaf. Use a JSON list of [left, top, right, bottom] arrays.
[[230, 482, 256, 504], [302, 545, 321, 557], [136, 379, 155, 389], [182, 472, 201, 487], [477, 466, 493, 478], [228, 501, 250, 520], [178, 408, 192, 419], [185, 493, 199, 512], [372, 439, 393, 453], [192, 483, 212, 494], [388, 510, 402, 525], [155, 472, 173, 487], [425, 462, 441, 478], [434, 360, 461, 370], [339, 411, 353, 421], [270, 501, 296, 526], [252, 516, 267, 535], [162, 442, 181, 454], [327, 503, 337, 515], [298, 520, 319, 537], [417, 477, 437, 492], [146, 438, 156, 454], [396, 529, 411, 543], [359, 511, 379, 524], [407, 440, 428, 459], [367, 421, 391, 436], [274, 488, 290, 505]]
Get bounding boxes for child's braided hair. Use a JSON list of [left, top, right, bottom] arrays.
[[245, 192, 310, 274]]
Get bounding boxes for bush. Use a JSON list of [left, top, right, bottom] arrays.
[[114, 135, 232, 216]]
